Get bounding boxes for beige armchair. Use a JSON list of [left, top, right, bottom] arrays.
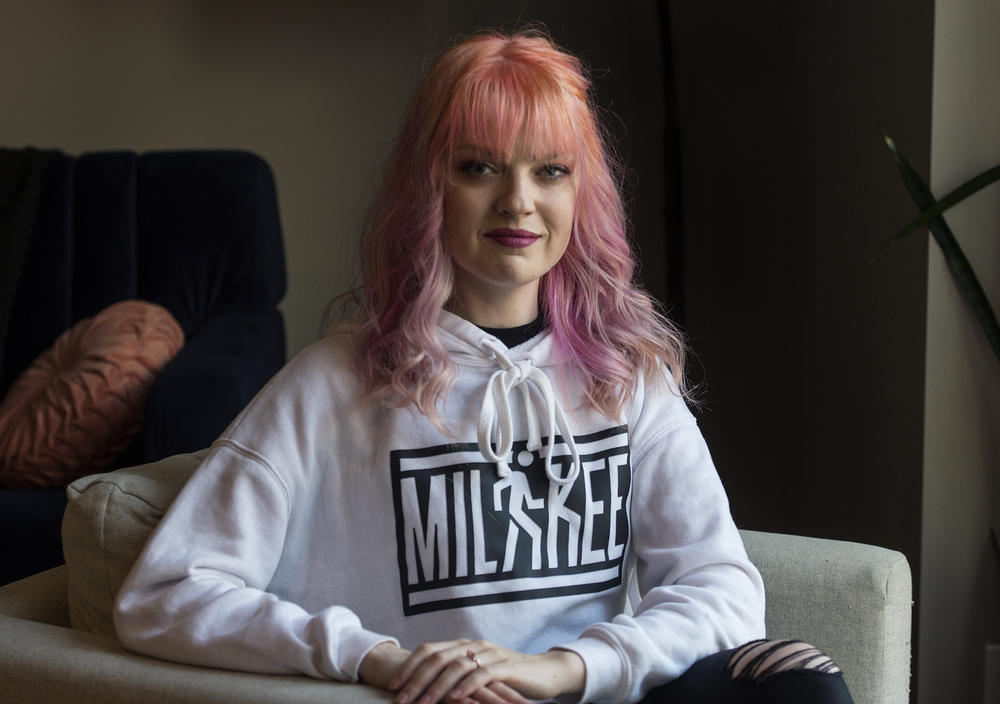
[[0, 452, 912, 704]]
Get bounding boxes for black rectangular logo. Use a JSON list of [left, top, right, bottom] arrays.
[[390, 425, 631, 615]]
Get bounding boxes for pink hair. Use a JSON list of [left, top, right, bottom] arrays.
[[348, 30, 687, 422]]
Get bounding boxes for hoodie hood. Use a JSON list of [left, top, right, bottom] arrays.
[[436, 309, 558, 365], [436, 310, 580, 486]]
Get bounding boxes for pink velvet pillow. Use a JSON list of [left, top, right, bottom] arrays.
[[0, 301, 184, 488]]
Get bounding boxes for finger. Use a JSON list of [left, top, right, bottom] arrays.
[[395, 641, 477, 704], [450, 667, 537, 704], [488, 682, 534, 704], [392, 640, 470, 691], [469, 682, 532, 704], [446, 658, 509, 702], [469, 687, 508, 704], [411, 648, 489, 704]]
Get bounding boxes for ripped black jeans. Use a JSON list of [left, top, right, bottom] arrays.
[[641, 640, 854, 704]]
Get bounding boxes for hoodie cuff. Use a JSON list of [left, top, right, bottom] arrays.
[[340, 627, 400, 682], [554, 636, 624, 704]]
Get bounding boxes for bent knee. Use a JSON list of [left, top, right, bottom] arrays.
[[726, 639, 842, 684]]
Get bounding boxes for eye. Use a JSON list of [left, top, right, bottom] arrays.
[[458, 160, 496, 177], [538, 164, 571, 181]]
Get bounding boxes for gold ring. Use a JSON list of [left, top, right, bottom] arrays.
[[466, 650, 481, 668]]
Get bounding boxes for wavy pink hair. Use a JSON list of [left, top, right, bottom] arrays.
[[348, 30, 687, 422]]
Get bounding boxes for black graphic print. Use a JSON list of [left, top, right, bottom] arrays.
[[391, 425, 631, 615]]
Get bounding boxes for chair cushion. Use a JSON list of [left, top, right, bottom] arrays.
[[62, 450, 205, 636], [63, 454, 913, 704], [0, 301, 184, 488]]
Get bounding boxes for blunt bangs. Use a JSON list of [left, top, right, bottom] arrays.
[[438, 60, 586, 168]]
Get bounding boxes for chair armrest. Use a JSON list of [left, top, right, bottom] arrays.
[[0, 608, 392, 704], [740, 530, 912, 704]]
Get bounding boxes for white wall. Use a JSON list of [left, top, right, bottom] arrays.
[[922, 0, 1000, 701]]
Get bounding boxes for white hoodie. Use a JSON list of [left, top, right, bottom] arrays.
[[114, 311, 765, 703]]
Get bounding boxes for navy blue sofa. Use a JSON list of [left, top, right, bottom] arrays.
[[0, 149, 287, 584]]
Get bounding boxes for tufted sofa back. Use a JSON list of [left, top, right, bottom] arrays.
[[0, 149, 287, 585], [1, 150, 286, 400]]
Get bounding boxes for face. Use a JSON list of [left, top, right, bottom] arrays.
[[442, 142, 577, 324]]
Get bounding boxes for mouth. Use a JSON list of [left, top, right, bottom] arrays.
[[484, 228, 541, 249]]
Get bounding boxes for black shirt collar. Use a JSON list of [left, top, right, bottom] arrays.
[[477, 317, 545, 348]]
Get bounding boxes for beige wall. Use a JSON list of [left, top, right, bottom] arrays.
[[0, 1, 663, 358], [921, 0, 1000, 700], [0, 0, 430, 357]]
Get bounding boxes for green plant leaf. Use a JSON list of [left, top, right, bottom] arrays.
[[887, 161, 1000, 244], [884, 134, 1000, 363]]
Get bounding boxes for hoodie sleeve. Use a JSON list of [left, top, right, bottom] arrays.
[[113, 441, 396, 680], [555, 388, 766, 704], [113, 335, 399, 681]]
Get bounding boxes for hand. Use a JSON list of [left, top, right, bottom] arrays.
[[390, 638, 585, 704], [358, 641, 527, 704], [359, 641, 413, 690]]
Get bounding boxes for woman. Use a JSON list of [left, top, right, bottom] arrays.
[[115, 31, 852, 704]]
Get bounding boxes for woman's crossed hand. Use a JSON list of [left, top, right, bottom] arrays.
[[359, 639, 585, 704]]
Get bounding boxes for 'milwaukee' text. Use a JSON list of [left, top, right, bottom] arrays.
[[390, 426, 631, 614]]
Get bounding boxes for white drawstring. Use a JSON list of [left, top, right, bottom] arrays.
[[477, 338, 580, 486]]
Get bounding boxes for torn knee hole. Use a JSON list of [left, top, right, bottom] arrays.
[[726, 640, 842, 683]]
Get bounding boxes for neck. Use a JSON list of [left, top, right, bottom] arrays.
[[448, 282, 540, 328]]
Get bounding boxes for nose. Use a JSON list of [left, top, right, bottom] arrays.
[[496, 171, 534, 218]]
